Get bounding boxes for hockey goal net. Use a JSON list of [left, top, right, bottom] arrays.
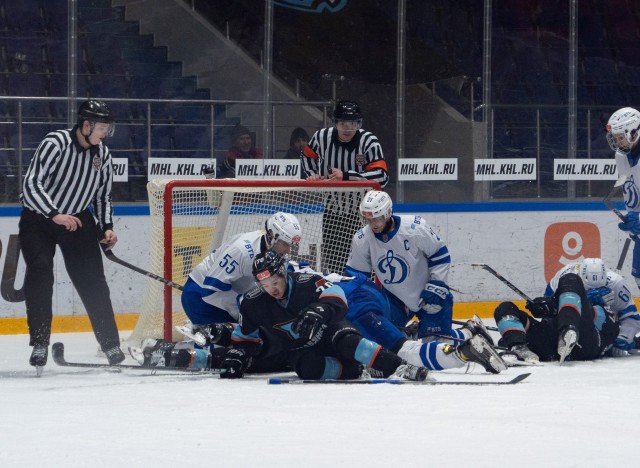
[[126, 179, 381, 344]]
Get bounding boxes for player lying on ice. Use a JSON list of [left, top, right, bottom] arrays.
[[494, 258, 640, 364], [131, 250, 506, 379]]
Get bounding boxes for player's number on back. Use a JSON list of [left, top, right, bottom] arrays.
[[219, 254, 239, 273]]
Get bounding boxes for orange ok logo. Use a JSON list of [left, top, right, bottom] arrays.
[[544, 223, 601, 283]]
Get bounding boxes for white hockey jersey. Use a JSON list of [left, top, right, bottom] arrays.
[[614, 150, 640, 211], [546, 262, 640, 340], [346, 215, 450, 313], [188, 230, 264, 320]]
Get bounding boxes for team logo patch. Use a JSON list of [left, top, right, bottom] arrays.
[[296, 273, 314, 283], [92, 154, 102, 172], [245, 287, 263, 299], [355, 153, 366, 166]]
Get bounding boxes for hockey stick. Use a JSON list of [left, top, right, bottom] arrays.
[[603, 177, 628, 223], [268, 373, 530, 386], [603, 177, 633, 271], [101, 248, 184, 291], [52, 343, 225, 373], [450, 319, 499, 333], [471, 263, 533, 303], [617, 238, 632, 271]]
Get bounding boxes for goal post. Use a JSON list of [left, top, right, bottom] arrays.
[[126, 179, 381, 345]]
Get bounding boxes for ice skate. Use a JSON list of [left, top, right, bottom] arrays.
[[175, 322, 210, 347], [557, 326, 578, 365], [462, 315, 495, 345], [130, 339, 173, 367], [455, 335, 507, 374], [510, 343, 540, 364], [500, 343, 541, 366], [390, 363, 430, 381], [30, 345, 48, 377]]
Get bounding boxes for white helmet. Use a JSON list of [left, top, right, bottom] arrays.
[[606, 107, 640, 152], [265, 212, 302, 248], [359, 190, 393, 221], [579, 258, 607, 289]]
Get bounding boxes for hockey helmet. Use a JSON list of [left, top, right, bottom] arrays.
[[77, 100, 115, 136], [252, 250, 288, 281], [579, 258, 607, 289], [265, 212, 302, 248], [333, 100, 362, 122], [359, 190, 393, 221], [606, 107, 640, 152]]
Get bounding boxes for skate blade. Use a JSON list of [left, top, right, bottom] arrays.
[[175, 325, 207, 347], [558, 330, 577, 366], [35, 366, 44, 377]]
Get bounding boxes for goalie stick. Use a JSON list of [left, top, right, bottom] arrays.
[[51, 343, 225, 374], [268, 373, 530, 386], [471, 263, 533, 302], [101, 248, 184, 291]]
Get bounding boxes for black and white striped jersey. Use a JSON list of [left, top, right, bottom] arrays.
[[301, 127, 389, 188], [21, 127, 114, 231]]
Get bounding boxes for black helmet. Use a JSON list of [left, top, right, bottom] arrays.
[[333, 100, 361, 121], [252, 250, 287, 281], [77, 100, 114, 125]]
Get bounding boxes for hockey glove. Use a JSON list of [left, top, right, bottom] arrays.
[[611, 336, 636, 358], [292, 306, 328, 347], [420, 281, 453, 314], [220, 348, 251, 379], [618, 211, 640, 235], [525, 296, 556, 318], [586, 287, 615, 308]]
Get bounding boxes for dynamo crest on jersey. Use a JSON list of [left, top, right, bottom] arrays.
[[273, 0, 348, 13], [376, 250, 409, 284], [623, 178, 640, 209]]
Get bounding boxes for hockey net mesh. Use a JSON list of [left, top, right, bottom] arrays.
[[125, 179, 378, 345]]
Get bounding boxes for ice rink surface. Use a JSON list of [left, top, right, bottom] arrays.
[[1, 328, 638, 468]]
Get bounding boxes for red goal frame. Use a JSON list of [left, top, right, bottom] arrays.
[[160, 179, 381, 340]]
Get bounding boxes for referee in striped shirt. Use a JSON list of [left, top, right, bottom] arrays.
[[301, 100, 388, 273], [19, 99, 125, 372]]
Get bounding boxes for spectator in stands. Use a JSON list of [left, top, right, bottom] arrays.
[[284, 127, 309, 159], [217, 124, 263, 178], [19, 99, 125, 373]]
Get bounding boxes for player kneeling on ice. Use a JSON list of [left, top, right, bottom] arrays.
[[494, 258, 632, 364], [346, 190, 470, 343]]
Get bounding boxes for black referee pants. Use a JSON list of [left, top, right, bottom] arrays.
[[19, 208, 120, 350]]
